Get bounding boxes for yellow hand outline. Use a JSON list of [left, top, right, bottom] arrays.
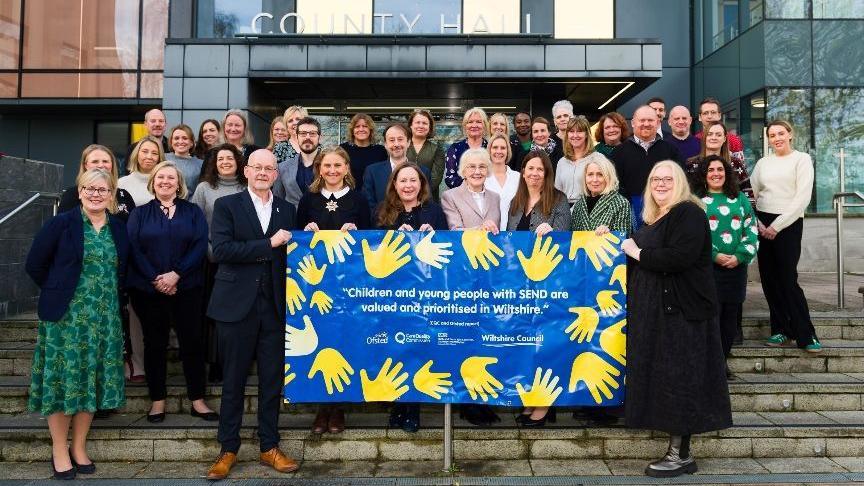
[[600, 319, 626, 365], [596, 289, 623, 317], [297, 254, 327, 285], [284, 315, 318, 356], [310, 290, 333, 314], [461, 229, 505, 271], [460, 356, 504, 402], [414, 230, 454, 269], [284, 363, 297, 387], [517, 235, 564, 281], [285, 241, 298, 257], [568, 352, 621, 405], [564, 306, 600, 343], [285, 269, 306, 316], [412, 359, 453, 400], [310, 230, 356, 264], [361, 230, 412, 279], [516, 367, 563, 407], [609, 263, 627, 294], [568, 231, 621, 271], [360, 357, 410, 402], [308, 348, 354, 395]]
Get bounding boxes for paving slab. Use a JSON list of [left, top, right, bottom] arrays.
[[757, 457, 848, 473], [604, 459, 647, 476], [529, 459, 611, 475], [292, 460, 376, 478], [454, 459, 532, 477], [135, 461, 210, 479], [759, 411, 838, 425], [832, 456, 864, 472], [819, 410, 864, 424], [694, 457, 769, 474], [374, 460, 448, 477]]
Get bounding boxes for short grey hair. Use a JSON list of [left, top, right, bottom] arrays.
[[458, 148, 492, 179], [552, 100, 574, 116]]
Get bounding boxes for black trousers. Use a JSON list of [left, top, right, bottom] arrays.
[[130, 287, 207, 402], [718, 302, 741, 358], [756, 212, 816, 347], [216, 292, 283, 454]]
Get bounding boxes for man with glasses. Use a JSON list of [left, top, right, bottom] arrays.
[[274, 117, 321, 206], [696, 97, 745, 162], [610, 105, 683, 229], [206, 149, 299, 480]]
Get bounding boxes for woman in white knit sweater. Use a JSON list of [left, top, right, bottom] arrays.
[[750, 120, 820, 352]]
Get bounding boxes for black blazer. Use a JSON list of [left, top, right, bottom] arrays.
[[207, 190, 297, 323], [25, 209, 129, 322]]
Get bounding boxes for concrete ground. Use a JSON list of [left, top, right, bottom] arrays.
[[744, 272, 864, 313]]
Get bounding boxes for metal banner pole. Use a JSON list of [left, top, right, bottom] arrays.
[[837, 148, 846, 308], [443, 403, 452, 471]]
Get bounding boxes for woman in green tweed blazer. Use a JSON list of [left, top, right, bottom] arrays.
[[570, 156, 633, 236]]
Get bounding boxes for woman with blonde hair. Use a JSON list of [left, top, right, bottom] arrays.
[[444, 108, 489, 188], [59, 145, 136, 220], [339, 113, 387, 191], [222, 110, 261, 162], [620, 160, 731, 478], [277, 105, 309, 161], [570, 155, 632, 235], [119, 136, 165, 206], [485, 134, 520, 228], [407, 109, 445, 199], [555, 116, 611, 206], [489, 112, 510, 138], [26, 168, 128, 479]]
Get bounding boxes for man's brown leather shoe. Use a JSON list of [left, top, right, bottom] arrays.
[[207, 452, 237, 480], [259, 447, 299, 473]]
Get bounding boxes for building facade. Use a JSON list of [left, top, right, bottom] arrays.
[[1, 0, 861, 213]]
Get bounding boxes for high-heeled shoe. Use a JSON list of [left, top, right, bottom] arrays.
[[191, 408, 219, 421], [51, 454, 76, 480], [519, 407, 556, 427], [146, 412, 166, 423], [70, 453, 96, 474]]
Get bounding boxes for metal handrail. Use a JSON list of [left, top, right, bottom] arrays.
[[833, 190, 864, 308], [0, 192, 61, 227]]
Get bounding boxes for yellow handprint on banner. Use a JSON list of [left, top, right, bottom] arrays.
[[284, 315, 318, 357], [310, 230, 356, 264], [297, 254, 327, 285], [284, 363, 297, 386], [600, 319, 627, 366], [568, 352, 621, 405], [596, 289, 623, 317], [460, 356, 504, 402], [517, 235, 563, 281], [308, 348, 354, 395], [285, 241, 298, 257], [362, 230, 411, 278], [285, 269, 306, 316], [462, 229, 505, 271], [516, 367, 563, 407], [414, 230, 454, 269], [413, 360, 453, 400], [360, 357, 410, 402], [568, 231, 621, 271], [309, 290, 333, 314], [565, 306, 600, 343], [609, 263, 627, 294]]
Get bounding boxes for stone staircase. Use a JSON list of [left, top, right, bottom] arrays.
[[1, 311, 864, 476]]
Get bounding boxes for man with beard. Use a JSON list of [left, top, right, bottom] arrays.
[[274, 116, 321, 206], [363, 122, 431, 212], [509, 111, 532, 170]]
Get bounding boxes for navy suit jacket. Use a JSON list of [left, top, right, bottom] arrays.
[[25, 209, 129, 322], [206, 190, 297, 323], [362, 160, 432, 215]]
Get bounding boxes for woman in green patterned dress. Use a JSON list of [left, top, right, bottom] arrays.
[[25, 168, 129, 480]]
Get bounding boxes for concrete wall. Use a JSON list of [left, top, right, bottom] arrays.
[[0, 156, 64, 317]]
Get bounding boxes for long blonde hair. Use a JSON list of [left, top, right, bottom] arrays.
[[641, 160, 703, 225]]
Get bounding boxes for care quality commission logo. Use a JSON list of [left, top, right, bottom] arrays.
[[394, 331, 432, 345]]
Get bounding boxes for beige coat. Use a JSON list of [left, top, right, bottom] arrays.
[[440, 183, 502, 230]]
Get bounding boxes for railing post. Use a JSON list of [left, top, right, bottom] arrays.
[[442, 403, 453, 471], [836, 194, 845, 309]]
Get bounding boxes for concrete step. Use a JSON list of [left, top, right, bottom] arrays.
[[1, 411, 863, 463], [4, 373, 864, 415]]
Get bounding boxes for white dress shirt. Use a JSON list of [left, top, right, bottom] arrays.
[[248, 188, 273, 233]]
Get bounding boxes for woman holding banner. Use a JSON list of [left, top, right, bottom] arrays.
[[620, 160, 731, 478], [376, 161, 448, 432], [570, 156, 632, 236], [298, 146, 370, 434]]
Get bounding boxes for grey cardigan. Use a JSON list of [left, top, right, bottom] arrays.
[[506, 192, 572, 231]]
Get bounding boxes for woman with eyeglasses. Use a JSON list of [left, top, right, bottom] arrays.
[[26, 168, 128, 479], [127, 162, 217, 425], [407, 109, 445, 200], [620, 160, 731, 478]]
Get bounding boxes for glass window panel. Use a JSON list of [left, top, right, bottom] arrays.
[[372, 0, 461, 34], [141, 0, 168, 69], [813, 88, 864, 212], [742, 0, 763, 29], [140, 72, 163, 98], [522, 0, 553, 35], [765, 21, 812, 86], [0, 0, 21, 69], [740, 90, 766, 168], [704, 0, 740, 52], [21, 72, 137, 98], [296, 0, 372, 34], [0, 72, 17, 97], [96, 121, 131, 158], [814, 0, 864, 18], [554, 0, 614, 39], [765, 0, 810, 18], [198, 0, 295, 38], [766, 88, 812, 151], [463, 0, 519, 34], [23, 0, 139, 69]]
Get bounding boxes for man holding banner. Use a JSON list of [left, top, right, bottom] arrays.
[[205, 149, 300, 480]]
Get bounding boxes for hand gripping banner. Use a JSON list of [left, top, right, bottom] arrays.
[[283, 229, 627, 407]]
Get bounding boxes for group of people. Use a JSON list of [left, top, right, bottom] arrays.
[[25, 96, 818, 480]]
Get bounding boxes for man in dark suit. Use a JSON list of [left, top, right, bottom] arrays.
[[205, 149, 299, 480], [363, 122, 431, 213]]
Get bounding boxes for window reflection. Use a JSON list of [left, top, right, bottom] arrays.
[[0, 73, 17, 98], [0, 0, 21, 69], [21, 72, 137, 98], [141, 0, 168, 69]]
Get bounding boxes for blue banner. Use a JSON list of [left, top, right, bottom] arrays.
[[283, 229, 627, 407]]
